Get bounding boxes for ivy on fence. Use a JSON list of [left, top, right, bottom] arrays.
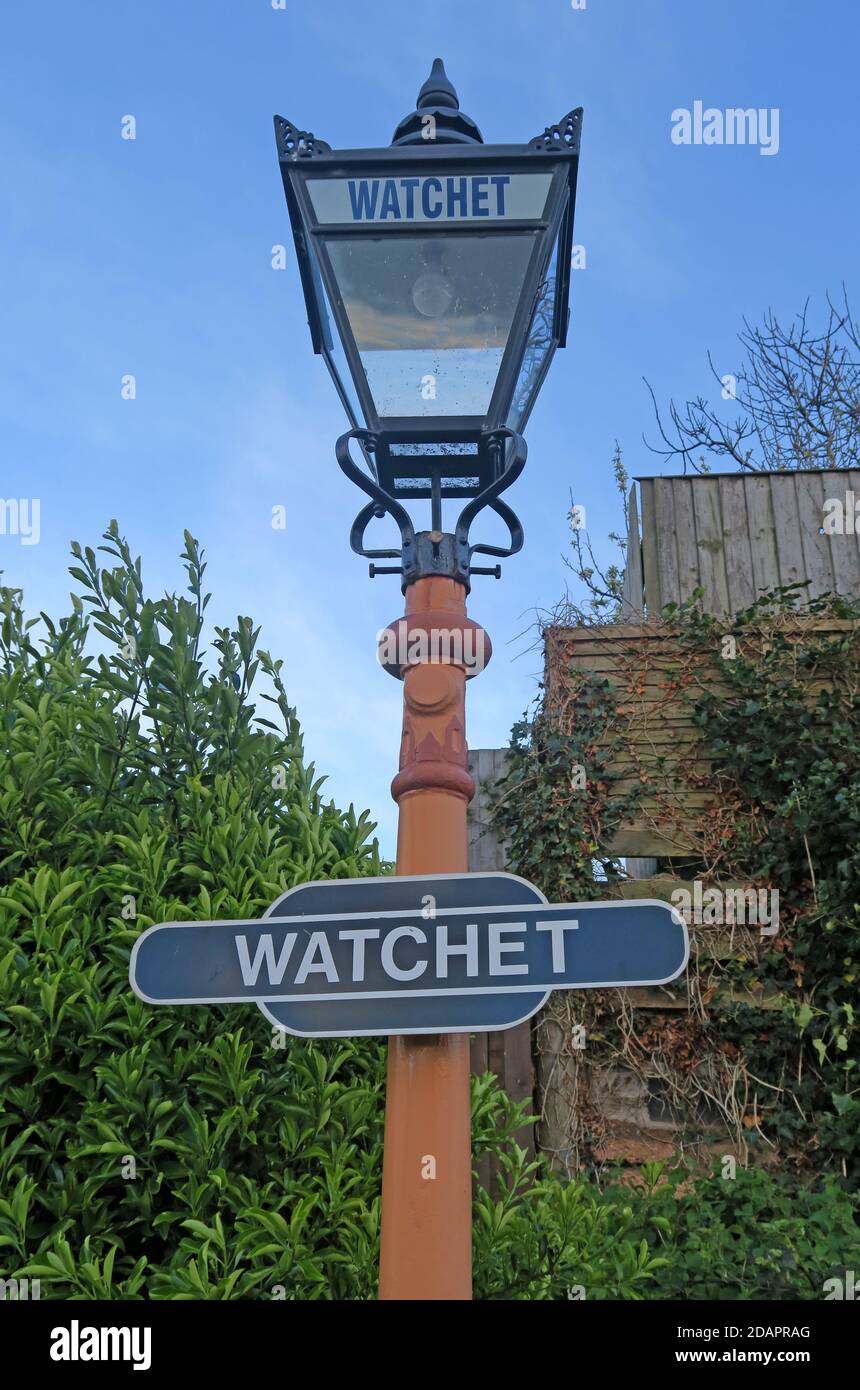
[[491, 588, 860, 1183]]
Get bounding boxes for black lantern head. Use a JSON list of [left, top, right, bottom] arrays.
[[275, 60, 583, 586]]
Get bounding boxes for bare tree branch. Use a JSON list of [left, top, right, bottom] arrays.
[[644, 288, 860, 472]]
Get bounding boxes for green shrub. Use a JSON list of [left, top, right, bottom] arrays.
[[0, 525, 388, 1298], [471, 1144, 860, 1300]]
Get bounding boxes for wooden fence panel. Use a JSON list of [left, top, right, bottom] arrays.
[[634, 468, 860, 617], [620, 484, 644, 618], [545, 617, 859, 859]]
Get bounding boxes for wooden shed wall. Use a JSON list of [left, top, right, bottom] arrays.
[[636, 470, 860, 617]]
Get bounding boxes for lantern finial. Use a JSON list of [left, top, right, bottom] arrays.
[[417, 58, 459, 112], [391, 58, 483, 145]]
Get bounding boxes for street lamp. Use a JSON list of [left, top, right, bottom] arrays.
[[275, 59, 583, 1301]]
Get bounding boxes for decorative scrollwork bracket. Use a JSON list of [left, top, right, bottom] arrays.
[[527, 106, 583, 154], [274, 115, 332, 161]]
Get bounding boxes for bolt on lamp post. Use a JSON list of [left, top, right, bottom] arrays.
[[275, 58, 582, 1301]]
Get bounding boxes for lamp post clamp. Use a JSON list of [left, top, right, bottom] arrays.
[[335, 427, 525, 593]]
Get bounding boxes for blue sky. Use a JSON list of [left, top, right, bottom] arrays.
[[2, 0, 857, 855]]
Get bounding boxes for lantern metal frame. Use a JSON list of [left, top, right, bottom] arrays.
[[275, 64, 583, 588]]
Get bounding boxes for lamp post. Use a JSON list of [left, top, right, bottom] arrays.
[[275, 59, 582, 1301]]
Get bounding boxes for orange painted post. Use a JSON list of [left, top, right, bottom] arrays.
[[377, 574, 490, 1301]]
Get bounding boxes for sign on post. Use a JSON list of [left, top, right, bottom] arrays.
[[130, 872, 688, 1038]]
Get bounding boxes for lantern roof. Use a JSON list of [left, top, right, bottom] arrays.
[[391, 58, 484, 146]]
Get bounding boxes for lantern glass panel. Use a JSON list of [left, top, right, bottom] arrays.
[[507, 230, 561, 431], [324, 232, 538, 418], [310, 245, 365, 428]]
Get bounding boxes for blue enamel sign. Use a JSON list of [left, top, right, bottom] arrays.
[[129, 873, 688, 1038]]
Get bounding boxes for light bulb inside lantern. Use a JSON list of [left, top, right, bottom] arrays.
[[411, 270, 454, 318]]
